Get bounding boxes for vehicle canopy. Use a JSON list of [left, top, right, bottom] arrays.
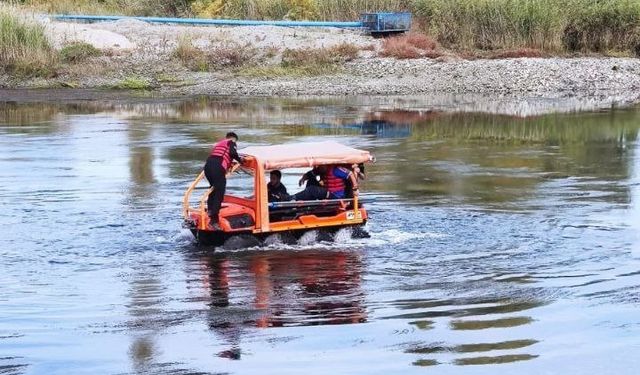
[[240, 141, 374, 170]]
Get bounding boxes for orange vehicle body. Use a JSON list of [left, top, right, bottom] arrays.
[[182, 141, 374, 246]]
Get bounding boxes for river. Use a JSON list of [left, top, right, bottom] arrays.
[[1, 94, 639, 374]]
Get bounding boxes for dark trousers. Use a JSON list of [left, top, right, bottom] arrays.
[[292, 185, 329, 201], [204, 157, 226, 223]]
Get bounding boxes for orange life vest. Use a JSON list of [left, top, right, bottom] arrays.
[[210, 139, 233, 171]]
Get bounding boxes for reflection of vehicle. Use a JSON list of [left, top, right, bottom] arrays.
[[183, 141, 374, 246], [312, 120, 412, 138], [203, 250, 366, 328], [197, 249, 366, 359]]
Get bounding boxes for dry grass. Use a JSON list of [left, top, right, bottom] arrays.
[[209, 42, 258, 68], [240, 43, 361, 77], [361, 44, 376, 51], [174, 35, 259, 71], [328, 42, 360, 61], [282, 43, 360, 67], [405, 32, 438, 50], [380, 32, 441, 59], [489, 48, 547, 59]]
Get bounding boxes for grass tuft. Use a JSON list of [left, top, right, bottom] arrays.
[[0, 9, 57, 77], [60, 42, 101, 63], [113, 76, 151, 90]]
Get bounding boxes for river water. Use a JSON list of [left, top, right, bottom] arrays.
[[1, 94, 640, 375]]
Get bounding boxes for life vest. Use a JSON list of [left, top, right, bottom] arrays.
[[210, 139, 233, 171], [324, 166, 346, 194]]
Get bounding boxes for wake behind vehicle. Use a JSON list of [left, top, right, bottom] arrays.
[[183, 141, 374, 246]]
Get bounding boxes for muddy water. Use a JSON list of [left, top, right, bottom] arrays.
[[1, 95, 640, 375]]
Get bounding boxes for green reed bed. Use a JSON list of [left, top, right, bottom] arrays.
[[413, 0, 640, 55]]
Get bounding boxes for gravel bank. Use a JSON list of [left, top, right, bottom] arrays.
[[2, 17, 640, 111]]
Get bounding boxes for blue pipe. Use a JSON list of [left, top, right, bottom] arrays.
[[52, 14, 363, 28]]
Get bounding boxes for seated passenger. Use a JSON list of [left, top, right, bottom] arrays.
[[267, 170, 290, 202], [324, 164, 359, 199], [298, 166, 322, 188], [291, 165, 358, 201], [344, 163, 365, 198], [354, 163, 366, 181]]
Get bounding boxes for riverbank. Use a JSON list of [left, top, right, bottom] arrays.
[[1, 15, 640, 106]]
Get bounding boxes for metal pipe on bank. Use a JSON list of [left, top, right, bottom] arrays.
[[52, 13, 411, 35]]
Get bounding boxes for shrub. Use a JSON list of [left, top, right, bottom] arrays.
[[0, 10, 57, 77], [60, 42, 101, 63]]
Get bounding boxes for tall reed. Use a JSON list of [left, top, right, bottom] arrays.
[[0, 9, 57, 76], [412, 0, 640, 54]]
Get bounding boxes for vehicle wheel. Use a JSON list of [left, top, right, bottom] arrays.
[[222, 234, 262, 250], [352, 226, 371, 239]]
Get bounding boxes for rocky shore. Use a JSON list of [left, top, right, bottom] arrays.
[[2, 17, 640, 110]]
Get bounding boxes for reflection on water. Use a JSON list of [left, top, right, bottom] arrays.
[[386, 297, 542, 366], [200, 250, 364, 325], [1, 95, 640, 374], [170, 249, 366, 361]]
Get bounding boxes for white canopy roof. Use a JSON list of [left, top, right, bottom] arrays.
[[240, 141, 374, 170]]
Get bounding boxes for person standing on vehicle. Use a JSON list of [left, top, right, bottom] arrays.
[[204, 132, 243, 228]]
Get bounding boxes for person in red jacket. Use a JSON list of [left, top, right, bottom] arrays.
[[204, 132, 243, 228], [291, 165, 358, 201]]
